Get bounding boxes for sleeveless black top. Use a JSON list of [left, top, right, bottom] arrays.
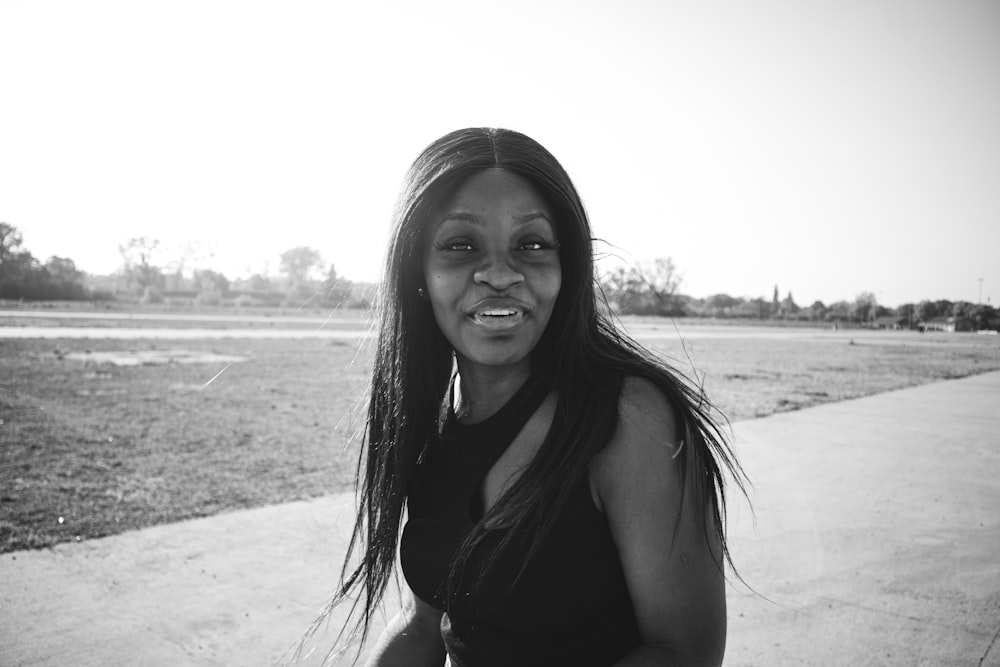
[[400, 375, 640, 666]]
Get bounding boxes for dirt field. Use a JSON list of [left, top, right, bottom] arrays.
[[2, 312, 998, 552]]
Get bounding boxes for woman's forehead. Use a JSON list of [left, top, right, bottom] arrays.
[[437, 169, 549, 211], [427, 169, 555, 233]]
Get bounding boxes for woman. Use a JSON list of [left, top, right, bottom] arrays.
[[321, 128, 746, 666]]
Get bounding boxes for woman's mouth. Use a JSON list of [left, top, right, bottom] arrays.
[[470, 307, 525, 330]]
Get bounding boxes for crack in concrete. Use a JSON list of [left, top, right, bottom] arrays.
[[979, 624, 1000, 666], [818, 595, 992, 637]]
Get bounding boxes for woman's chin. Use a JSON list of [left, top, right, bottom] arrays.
[[454, 348, 534, 373]]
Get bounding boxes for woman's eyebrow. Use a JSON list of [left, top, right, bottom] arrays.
[[513, 212, 552, 225], [437, 212, 480, 226], [435, 211, 552, 226]]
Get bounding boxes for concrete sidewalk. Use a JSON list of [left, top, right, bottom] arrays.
[[726, 370, 1000, 666], [2, 372, 999, 666]]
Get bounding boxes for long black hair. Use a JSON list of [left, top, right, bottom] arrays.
[[306, 127, 748, 661]]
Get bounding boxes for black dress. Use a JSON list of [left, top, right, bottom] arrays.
[[400, 375, 640, 666]]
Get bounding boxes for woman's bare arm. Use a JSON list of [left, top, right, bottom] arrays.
[[592, 376, 727, 666], [363, 586, 446, 667]]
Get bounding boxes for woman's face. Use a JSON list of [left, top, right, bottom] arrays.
[[422, 169, 562, 375]]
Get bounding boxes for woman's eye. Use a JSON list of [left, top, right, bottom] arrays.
[[435, 239, 475, 252], [518, 239, 557, 252]]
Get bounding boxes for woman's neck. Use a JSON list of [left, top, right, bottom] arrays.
[[453, 362, 532, 424]]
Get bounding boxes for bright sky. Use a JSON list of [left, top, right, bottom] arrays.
[[1, 0, 998, 307]]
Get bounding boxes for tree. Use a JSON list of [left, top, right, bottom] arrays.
[[173, 240, 216, 274], [851, 292, 878, 324], [245, 273, 274, 293], [45, 256, 82, 283], [807, 300, 827, 322], [914, 300, 938, 323], [0, 249, 36, 283], [600, 264, 644, 314], [736, 297, 769, 319], [0, 227, 92, 300], [0, 222, 23, 269], [705, 293, 740, 317], [826, 300, 851, 322], [599, 258, 684, 316], [0, 224, 42, 298], [279, 246, 324, 287], [322, 264, 352, 307], [897, 303, 916, 327], [640, 258, 683, 313], [163, 240, 217, 291], [193, 269, 229, 294], [970, 304, 998, 331], [118, 237, 163, 292], [778, 291, 799, 318], [0, 223, 40, 287], [44, 256, 86, 299], [933, 300, 954, 318], [191, 269, 229, 306], [952, 301, 976, 319]]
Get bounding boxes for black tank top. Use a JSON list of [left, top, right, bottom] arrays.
[[400, 375, 640, 666]]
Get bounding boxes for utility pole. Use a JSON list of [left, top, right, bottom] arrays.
[[979, 277, 984, 305]]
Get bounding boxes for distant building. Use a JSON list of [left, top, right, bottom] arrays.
[[923, 316, 973, 333], [874, 316, 904, 330]]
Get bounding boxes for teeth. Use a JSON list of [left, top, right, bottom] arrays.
[[480, 309, 517, 317]]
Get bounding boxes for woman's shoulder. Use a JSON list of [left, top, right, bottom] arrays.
[[589, 375, 683, 513], [611, 375, 682, 454]]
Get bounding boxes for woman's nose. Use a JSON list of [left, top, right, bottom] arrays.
[[473, 252, 524, 291]]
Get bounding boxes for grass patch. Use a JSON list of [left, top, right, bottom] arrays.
[[1, 337, 370, 552], [647, 332, 1000, 419], [1, 328, 998, 552]]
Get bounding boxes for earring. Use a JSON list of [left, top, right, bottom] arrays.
[[417, 287, 427, 299]]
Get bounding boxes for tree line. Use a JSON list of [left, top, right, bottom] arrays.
[[594, 256, 998, 330], [108, 237, 374, 309], [0, 223, 371, 309], [0, 223, 101, 301], [2, 222, 996, 329]]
